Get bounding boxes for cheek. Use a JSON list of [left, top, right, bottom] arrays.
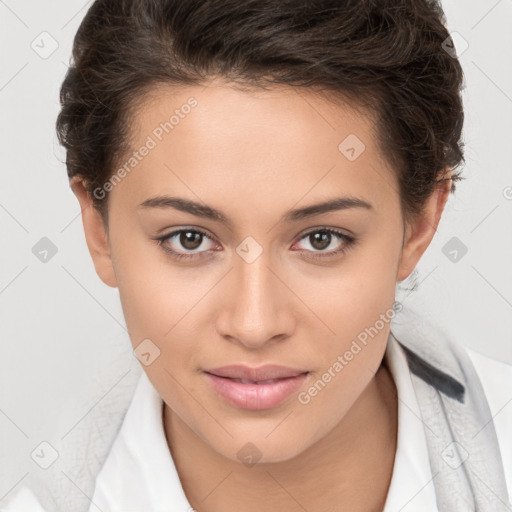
[[294, 231, 401, 392], [295, 265, 399, 440], [109, 223, 183, 346], [293, 234, 400, 337], [111, 231, 217, 390], [116, 267, 173, 342]]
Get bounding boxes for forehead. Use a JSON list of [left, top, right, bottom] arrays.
[[109, 79, 399, 218]]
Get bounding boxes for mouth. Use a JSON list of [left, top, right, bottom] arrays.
[[203, 365, 309, 410]]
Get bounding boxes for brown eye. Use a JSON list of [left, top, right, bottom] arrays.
[[292, 228, 356, 261], [308, 231, 332, 251], [179, 231, 203, 250], [156, 228, 218, 261]]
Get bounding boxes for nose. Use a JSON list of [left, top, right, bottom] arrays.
[[214, 250, 296, 350]]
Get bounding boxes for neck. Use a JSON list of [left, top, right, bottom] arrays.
[[164, 361, 398, 512]]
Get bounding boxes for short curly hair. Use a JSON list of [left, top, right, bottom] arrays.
[[56, 0, 465, 225]]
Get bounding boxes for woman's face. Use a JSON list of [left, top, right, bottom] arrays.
[[83, 79, 439, 464]]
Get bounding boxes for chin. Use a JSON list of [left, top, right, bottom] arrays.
[[210, 429, 313, 467]]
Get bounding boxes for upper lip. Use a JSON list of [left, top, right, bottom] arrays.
[[205, 364, 308, 381]]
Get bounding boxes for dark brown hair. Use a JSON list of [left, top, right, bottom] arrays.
[[56, 0, 465, 225]]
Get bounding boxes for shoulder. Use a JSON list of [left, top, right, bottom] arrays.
[[465, 347, 512, 407], [465, 347, 512, 495]]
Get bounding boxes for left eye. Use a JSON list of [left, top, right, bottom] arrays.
[[291, 228, 355, 260], [294, 229, 351, 252]]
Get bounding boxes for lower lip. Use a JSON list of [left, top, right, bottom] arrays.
[[204, 372, 309, 410]]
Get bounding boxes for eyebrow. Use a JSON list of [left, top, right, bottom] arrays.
[[138, 195, 373, 225]]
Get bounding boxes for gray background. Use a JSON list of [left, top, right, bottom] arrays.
[[1, 0, 511, 505]]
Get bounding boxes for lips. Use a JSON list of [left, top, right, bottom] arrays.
[[204, 364, 309, 410], [205, 364, 308, 382]]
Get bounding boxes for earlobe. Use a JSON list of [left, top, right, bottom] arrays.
[[397, 175, 452, 282], [70, 177, 118, 288]]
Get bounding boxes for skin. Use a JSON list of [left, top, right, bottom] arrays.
[[71, 78, 451, 511]]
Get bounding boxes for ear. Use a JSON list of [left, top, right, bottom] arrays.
[[70, 177, 118, 288], [397, 171, 452, 282]]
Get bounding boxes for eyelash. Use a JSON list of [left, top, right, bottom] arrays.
[[155, 227, 356, 262]]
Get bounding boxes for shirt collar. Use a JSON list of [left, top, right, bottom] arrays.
[[89, 370, 191, 511]]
